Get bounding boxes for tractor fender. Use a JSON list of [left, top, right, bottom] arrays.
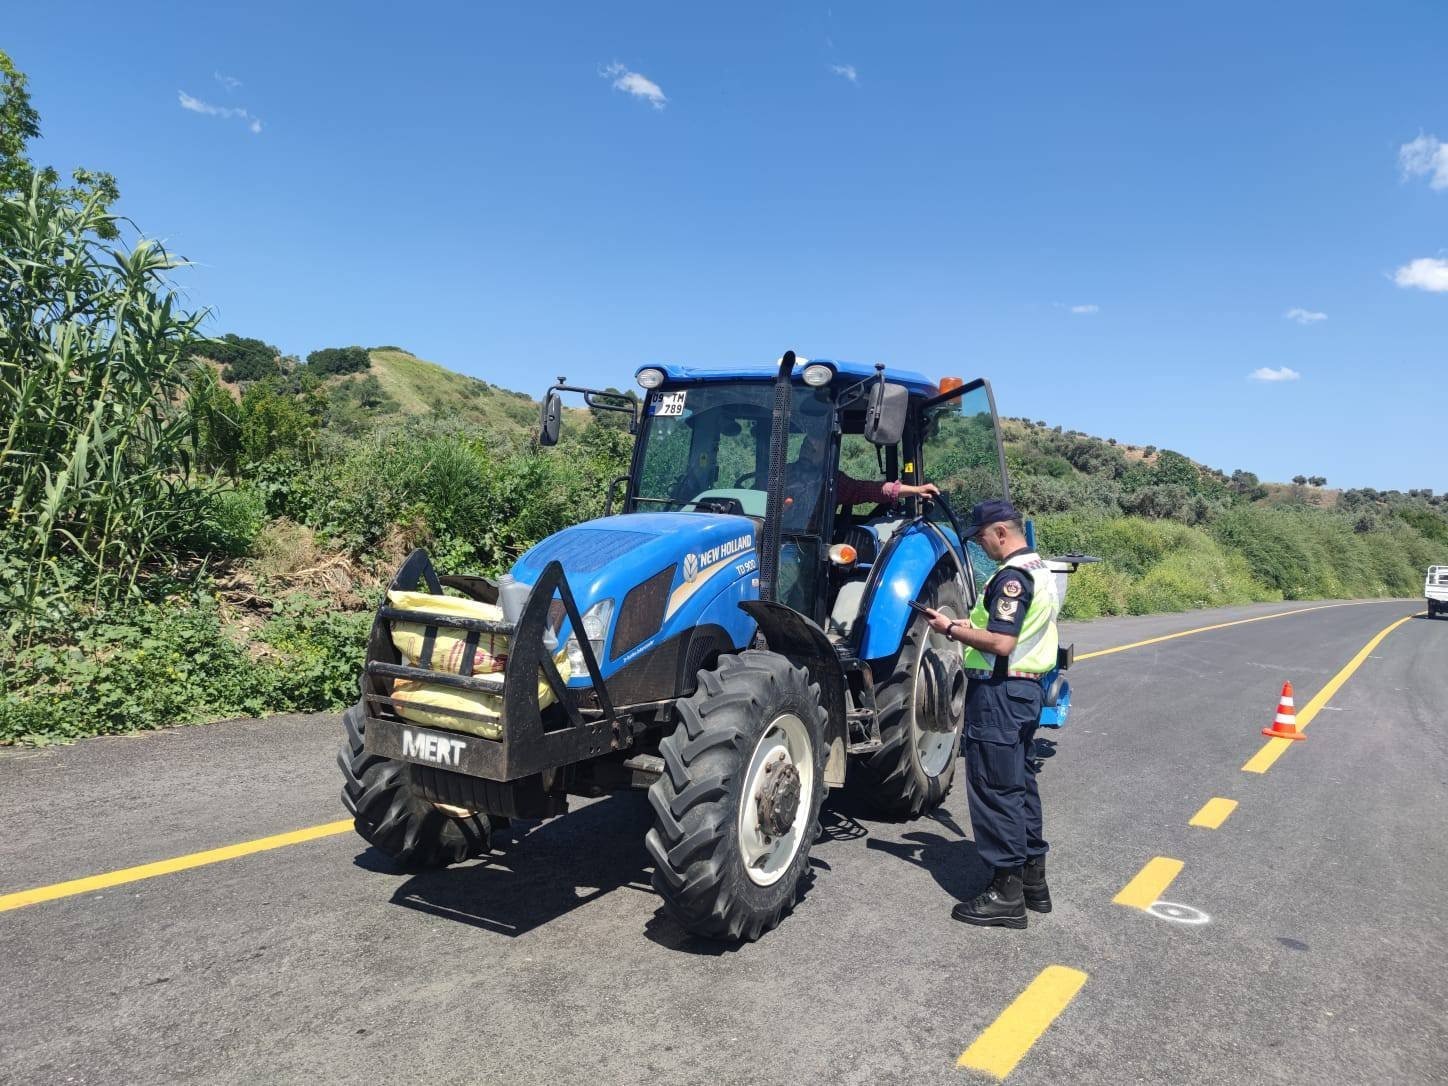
[[858, 522, 958, 663], [738, 601, 848, 789]]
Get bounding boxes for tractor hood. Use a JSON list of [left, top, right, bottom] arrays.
[[509, 512, 758, 638]]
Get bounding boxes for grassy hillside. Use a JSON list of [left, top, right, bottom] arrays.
[[318, 348, 539, 435], [319, 348, 596, 438]]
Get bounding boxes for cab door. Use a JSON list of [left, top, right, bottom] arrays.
[[916, 379, 1011, 602]]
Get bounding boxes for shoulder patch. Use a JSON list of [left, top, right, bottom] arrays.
[[1001, 578, 1023, 598], [995, 598, 1019, 620]]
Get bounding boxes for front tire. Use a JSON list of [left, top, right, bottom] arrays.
[[337, 703, 492, 870], [645, 651, 827, 941], [856, 566, 968, 817]]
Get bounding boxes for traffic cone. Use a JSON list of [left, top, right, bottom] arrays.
[[1262, 681, 1306, 740]]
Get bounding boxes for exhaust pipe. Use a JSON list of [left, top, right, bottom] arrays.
[[758, 350, 795, 604]]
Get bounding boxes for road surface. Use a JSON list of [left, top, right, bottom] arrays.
[[1, 598, 1443, 1085]]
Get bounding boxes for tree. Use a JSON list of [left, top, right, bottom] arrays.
[[1292, 474, 1308, 486], [1153, 450, 1199, 490], [188, 333, 280, 382], [1308, 475, 1327, 487], [0, 50, 120, 238], [305, 346, 370, 376]]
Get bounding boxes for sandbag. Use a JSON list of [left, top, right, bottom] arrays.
[[384, 589, 570, 738]]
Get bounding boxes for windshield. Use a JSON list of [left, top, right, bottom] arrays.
[[633, 383, 833, 518]]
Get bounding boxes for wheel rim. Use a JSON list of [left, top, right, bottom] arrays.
[[737, 711, 815, 887], [914, 604, 964, 778]]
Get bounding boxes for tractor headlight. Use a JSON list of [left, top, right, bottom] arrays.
[[565, 598, 614, 675], [636, 368, 665, 390], [801, 363, 834, 387]]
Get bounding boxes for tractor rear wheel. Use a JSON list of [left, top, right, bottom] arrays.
[[337, 703, 492, 870], [856, 568, 968, 817], [646, 651, 827, 941]]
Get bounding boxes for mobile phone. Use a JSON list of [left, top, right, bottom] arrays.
[[907, 600, 933, 617]]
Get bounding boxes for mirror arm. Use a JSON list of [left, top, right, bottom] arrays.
[[552, 379, 640, 432]]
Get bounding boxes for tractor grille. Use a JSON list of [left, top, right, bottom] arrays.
[[612, 565, 676, 660]]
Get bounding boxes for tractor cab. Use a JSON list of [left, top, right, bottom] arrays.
[[586, 358, 1013, 642]]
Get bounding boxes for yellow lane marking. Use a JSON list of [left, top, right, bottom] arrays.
[[1241, 613, 1419, 775], [0, 819, 355, 913], [1189, 797, 1238, 829], [957, 965, 1088, 1079], [1241, 738, 1292, 774], [1075, 600, 1387, 662], [0, 603, 1412, 915], [1113, 856, 1184, 909]]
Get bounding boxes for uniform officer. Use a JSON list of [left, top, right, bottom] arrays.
[[922, 499, 1061, 929]]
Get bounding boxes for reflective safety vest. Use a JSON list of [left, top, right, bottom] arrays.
[[962, 552, 1061, 678]]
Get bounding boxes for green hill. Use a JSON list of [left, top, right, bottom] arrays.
[[324, 348, 546, 435]]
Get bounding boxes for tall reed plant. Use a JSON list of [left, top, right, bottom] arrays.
[[1, 180, 210, 639]]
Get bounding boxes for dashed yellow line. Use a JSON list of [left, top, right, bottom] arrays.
[[957, 965, 1088, 1079], [1113, 856, 1184, 909], [1188, 797, 1238, 829], [1241, 613, 1419, 775], [0, 820, 355, 913]]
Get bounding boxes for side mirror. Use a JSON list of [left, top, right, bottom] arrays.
[[538, 390, 562, 446], [864, 381, 909, 446]]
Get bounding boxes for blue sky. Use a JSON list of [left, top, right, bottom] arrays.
[[8, 1, 1446, 489]]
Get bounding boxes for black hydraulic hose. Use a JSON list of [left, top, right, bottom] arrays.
[[758, 350, 795, 603]]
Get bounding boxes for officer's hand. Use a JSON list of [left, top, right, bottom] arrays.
[[923, 608, 954, 635]]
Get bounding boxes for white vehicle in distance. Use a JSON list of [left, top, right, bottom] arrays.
[[1427, 566, 1448, 619]]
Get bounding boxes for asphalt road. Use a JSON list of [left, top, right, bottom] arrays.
[[1, 598, 1443, 1085]]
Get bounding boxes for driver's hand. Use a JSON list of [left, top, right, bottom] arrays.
[[923, 607, 954, 635], [916, 482, 941, 499]]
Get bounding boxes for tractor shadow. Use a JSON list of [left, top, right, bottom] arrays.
[[377, 793, 657, 939]]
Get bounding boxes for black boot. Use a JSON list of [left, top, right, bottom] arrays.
[[1022, 856, 1052, 913], [951, 867, 1027, 928]]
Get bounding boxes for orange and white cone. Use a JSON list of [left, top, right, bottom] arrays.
[[1262, 681, 1306, 740]]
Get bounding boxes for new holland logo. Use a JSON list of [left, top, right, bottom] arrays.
[[402, 728, 464, 768], [682, 552, 699, 582]]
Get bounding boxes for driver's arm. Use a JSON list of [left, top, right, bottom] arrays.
[[834, 473, 941, 506]]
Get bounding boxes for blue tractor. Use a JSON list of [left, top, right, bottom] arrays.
[[338, 352, 1077, 940]]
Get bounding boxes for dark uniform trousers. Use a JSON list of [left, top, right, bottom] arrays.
[[964, 676, 1047, 870]]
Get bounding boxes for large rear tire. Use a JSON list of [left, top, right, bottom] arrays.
[[337, 703, 492, 870], [856, 567, 968, 817], [646, 651, 827, 941]]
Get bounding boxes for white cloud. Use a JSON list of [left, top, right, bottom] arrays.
[[1069, 304, 1099, 315], [1284, 307, 1327, 324], [178, 91, 262, 134], [601, 62, 667, 110], [214, 71, 242, 91], [830, 64, 858, 83], [1394, 256, 1448, 292], [1249, 366, 1302, 382], [1399, 134, 1448, 190]]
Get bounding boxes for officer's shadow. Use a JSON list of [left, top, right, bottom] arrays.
[[865, 806, 992, 901]]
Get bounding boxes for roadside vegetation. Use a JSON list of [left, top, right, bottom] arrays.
[[2, 50, 1444, 744]]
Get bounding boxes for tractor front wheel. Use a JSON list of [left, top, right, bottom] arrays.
[[646, 651, 827, 941], [337, 703, 492, 870], [856, 568, 968, 817]]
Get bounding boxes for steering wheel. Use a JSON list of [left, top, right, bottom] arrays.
[[733, 470, 758, 488]]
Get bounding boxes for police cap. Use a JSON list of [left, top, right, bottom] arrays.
[[962, 498, 1022, 538]]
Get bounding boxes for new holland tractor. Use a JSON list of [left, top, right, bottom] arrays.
[[337, 351, 1077, 940]]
